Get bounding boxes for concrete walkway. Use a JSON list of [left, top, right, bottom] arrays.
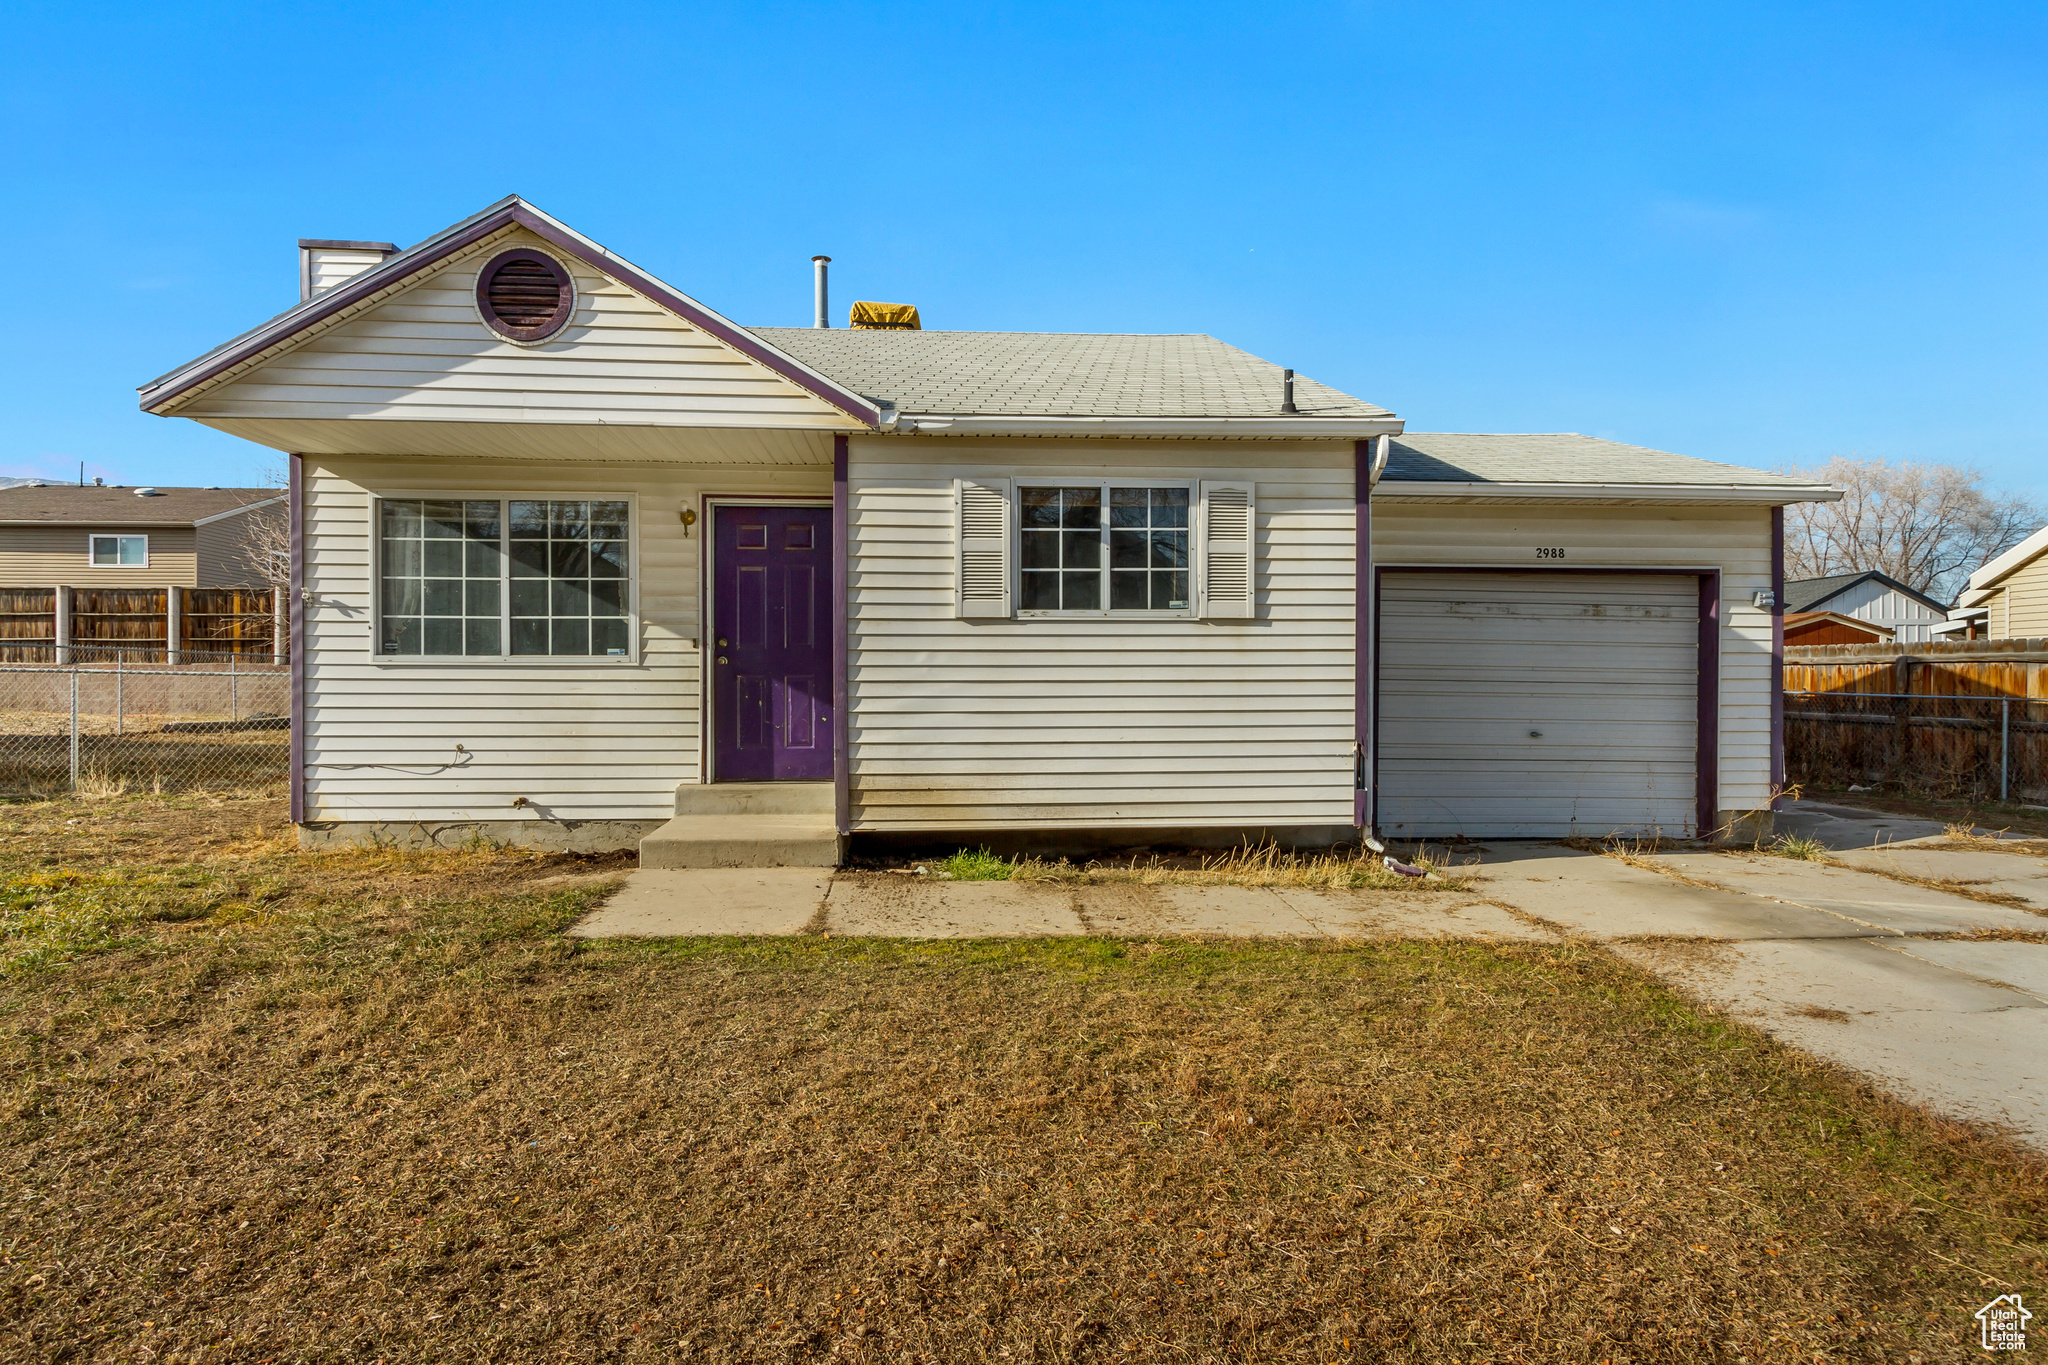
[[567, 816, 2048, 1150], [570, 870, 1551, 942]]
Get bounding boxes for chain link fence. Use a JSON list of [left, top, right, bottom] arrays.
[[0, 644, 289, 798], [1785, 690, 2048, 804]]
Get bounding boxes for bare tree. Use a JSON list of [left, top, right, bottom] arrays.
[[1780, 456, 2041, 604], [242, 501, 290, 592]]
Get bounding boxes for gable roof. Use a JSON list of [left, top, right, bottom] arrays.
[[1960, 522, 2048, 606], [747, 328, 1392, 422], [0, 486, 279, 526], [138, 196, 880, 426], [1376, 433, 1838, 503], [1783, 570, 1950, 615], [1782, 610, 1893, 640]]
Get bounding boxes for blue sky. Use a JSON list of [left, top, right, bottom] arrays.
[[4, 0, 2045, 497]]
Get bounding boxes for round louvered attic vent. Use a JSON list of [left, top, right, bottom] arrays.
[[474, 248, 574, 343]]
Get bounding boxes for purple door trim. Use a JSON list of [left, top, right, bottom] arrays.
[[288, 453, 305, 825], [1770, 507, 1785, 807], [706, 499, 834, 782], [832, 436, 850, 834], [1696, 574, 1721, 837], [1354, 439, 1373, 830], [1372, 565, 1723, 839]]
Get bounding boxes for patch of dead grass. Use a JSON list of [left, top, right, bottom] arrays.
[[0, 797, 2043, 1362]]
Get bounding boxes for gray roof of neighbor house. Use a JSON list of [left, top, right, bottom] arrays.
[[0, 486, 279, 526], [748, 329, 1391, 419], [1783, 570, 1950, 614], [1381, 433, 1823, 488]]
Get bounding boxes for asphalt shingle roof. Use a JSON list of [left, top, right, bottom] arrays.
[[748, 329, 1392, 419], [1381, 433, 1817, 488], [0, 486, 278, 525], [1783, 570, 1950, 614]]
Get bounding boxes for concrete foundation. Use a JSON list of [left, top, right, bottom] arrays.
[[848, 823, 1360, 861], [297, 818, 661, 853], [1711, 808, 1776, 846]]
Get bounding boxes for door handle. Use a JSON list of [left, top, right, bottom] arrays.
[[717, 656, 728, 665]]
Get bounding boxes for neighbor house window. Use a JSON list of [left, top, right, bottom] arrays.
[[1020, 484, 1189, 613], [377, 497, 631, 659], [88, 534, 148, 567]]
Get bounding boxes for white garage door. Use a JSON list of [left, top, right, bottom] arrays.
[[1377, 571, 1700, 839]]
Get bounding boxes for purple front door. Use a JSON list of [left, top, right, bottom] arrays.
[[712, 504, 834, 782]]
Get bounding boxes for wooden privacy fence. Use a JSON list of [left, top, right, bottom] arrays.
[[1784, 639, 2048, 802], [0, 586, 285, 664]]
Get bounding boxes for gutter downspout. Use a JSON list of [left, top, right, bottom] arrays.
[[1771, 506, 1785, 810], [1355, 437, 1378, 843]]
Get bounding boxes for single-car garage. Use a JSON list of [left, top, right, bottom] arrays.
[[1375, 569, 1710, 839]]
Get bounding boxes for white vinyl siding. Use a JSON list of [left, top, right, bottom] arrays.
[[1371, 501, 1775, 815], [305, 247, 390, 297], [850, 437, 1356, 832], [180, 227, 860, 432], [1806, 577, 1949, 642], [1378, 572, 1699, 838], [301, 455, 826, 824]]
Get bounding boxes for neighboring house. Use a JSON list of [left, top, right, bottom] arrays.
[[137, 196, 1837, 858], [1956, 522, 2048, 640], [1782, 570, 1949, 643], [0, 485, 284, 588], [1782, 611, 1892, 647]]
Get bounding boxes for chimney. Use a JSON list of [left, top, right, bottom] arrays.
[[300, 238, 400, 301], [1281, 368, 1298, 415], [812, 255, 831, 328]]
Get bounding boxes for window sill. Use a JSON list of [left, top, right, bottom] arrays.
[[368, 655, 641, 666], [1015, 610, 1198, 621]]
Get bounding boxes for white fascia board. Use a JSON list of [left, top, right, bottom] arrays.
[[1965, 521, 2048, 592], [1372, 480, 1843, 505], [192, 495, 287, 527], [898, 414, 1405, 437]]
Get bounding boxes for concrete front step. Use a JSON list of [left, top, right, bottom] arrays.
[[642, 779, 841, 868], [673, 781, 833, 817], [639, 814, 843, 868]]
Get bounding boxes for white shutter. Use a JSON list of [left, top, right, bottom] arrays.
[[1198, 480, 1256, 619], [955, 477, 1012, 618]]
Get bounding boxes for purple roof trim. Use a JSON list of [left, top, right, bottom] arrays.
[[298, 239, 399, 253], [147, 198, 880, 426]]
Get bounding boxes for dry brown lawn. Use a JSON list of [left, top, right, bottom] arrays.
[[1, 796, 2044, 1363]]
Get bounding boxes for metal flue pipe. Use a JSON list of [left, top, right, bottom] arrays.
[[811, 255, 831, 328], [1281, 368, 1298, 414]]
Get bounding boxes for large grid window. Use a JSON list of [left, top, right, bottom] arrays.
[[1021, 483, 1189, 613], [508, 499, 629, 657], [378, 497, 631, 659]]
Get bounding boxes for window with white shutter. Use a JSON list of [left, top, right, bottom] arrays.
[[955, 477, 1012, 618], [1197, 480, 1256, 619]]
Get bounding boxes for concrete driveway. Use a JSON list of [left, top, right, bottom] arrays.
[[1469, 834, 2048, 1150], [569, 811, 2048, 1151]]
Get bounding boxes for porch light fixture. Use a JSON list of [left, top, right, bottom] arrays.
[[475, 248, 575, 343]]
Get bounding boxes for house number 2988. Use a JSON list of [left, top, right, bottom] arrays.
[[1536, 547, 1566, 559]]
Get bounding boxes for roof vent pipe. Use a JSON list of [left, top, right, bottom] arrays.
[[811, 255, 831, 328], [1281, 368, 1298, 415]]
